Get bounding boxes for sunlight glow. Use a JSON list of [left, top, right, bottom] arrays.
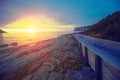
[[27, 28, 37, 33], [1, 15, 75, 33]]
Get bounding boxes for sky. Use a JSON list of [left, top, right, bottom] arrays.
[[0, 0, 120, 29]]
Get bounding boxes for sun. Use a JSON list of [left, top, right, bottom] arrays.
[[27, 28, 37, 33]]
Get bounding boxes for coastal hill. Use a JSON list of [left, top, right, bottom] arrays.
[[74, 25, 91, 32], [0, 29, 6, 33], [83, 11, 120, 42]]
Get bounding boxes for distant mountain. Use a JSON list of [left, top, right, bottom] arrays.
[[74, 25, 91, 32], [0, 29, 6, 33], [84, 11, 120, 42]]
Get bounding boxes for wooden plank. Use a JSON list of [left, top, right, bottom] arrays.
[[88, 49, 95, 71], [95, 55, 102, 80], [102, 60, 120, 80]]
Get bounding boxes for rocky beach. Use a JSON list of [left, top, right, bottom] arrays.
[[0, 34, 96, 80]]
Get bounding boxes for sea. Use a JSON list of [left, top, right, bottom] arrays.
[[0, 31, 75, 45]]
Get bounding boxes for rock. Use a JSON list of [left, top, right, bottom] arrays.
[[11, 42, 18, 46]]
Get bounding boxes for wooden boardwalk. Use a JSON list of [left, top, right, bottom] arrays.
[[73, 34, 120, 80]]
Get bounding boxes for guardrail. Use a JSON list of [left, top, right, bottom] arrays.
[[73, 34, 120, 80]]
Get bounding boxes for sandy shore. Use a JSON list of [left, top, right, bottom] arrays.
[[0, 34, 96, 80]]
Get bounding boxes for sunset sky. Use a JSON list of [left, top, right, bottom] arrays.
[[0, 0, 120, 32]]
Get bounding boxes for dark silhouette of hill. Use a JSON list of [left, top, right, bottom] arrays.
[[0, 29, 6, 33], [84, 11, 120, 42]]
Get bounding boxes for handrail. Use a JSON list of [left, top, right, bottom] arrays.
[[73, 34, 120, 70]]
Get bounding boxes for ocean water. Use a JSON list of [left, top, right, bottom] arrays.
[[0, 31, 73, 45]]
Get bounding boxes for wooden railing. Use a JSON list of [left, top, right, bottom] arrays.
[[73, 34, 120, 80]]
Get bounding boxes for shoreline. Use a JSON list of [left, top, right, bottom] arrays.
[[0, 31, 81, 46], [0, 33, 72, 48]]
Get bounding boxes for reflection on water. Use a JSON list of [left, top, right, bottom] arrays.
[[0, 31, 72, 45]]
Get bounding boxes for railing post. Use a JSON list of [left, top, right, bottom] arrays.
[[78, 43, 83, 56], [95, 55, 102, 80], [84, 46, 89, 65]]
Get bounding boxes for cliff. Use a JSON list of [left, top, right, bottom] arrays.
[[74, 25, 91, 32]]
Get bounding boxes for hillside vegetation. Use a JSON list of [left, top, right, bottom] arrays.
[[84, 11, 120, 42]]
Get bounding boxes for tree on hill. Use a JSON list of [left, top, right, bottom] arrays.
[[84, 11, 120, 42]]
